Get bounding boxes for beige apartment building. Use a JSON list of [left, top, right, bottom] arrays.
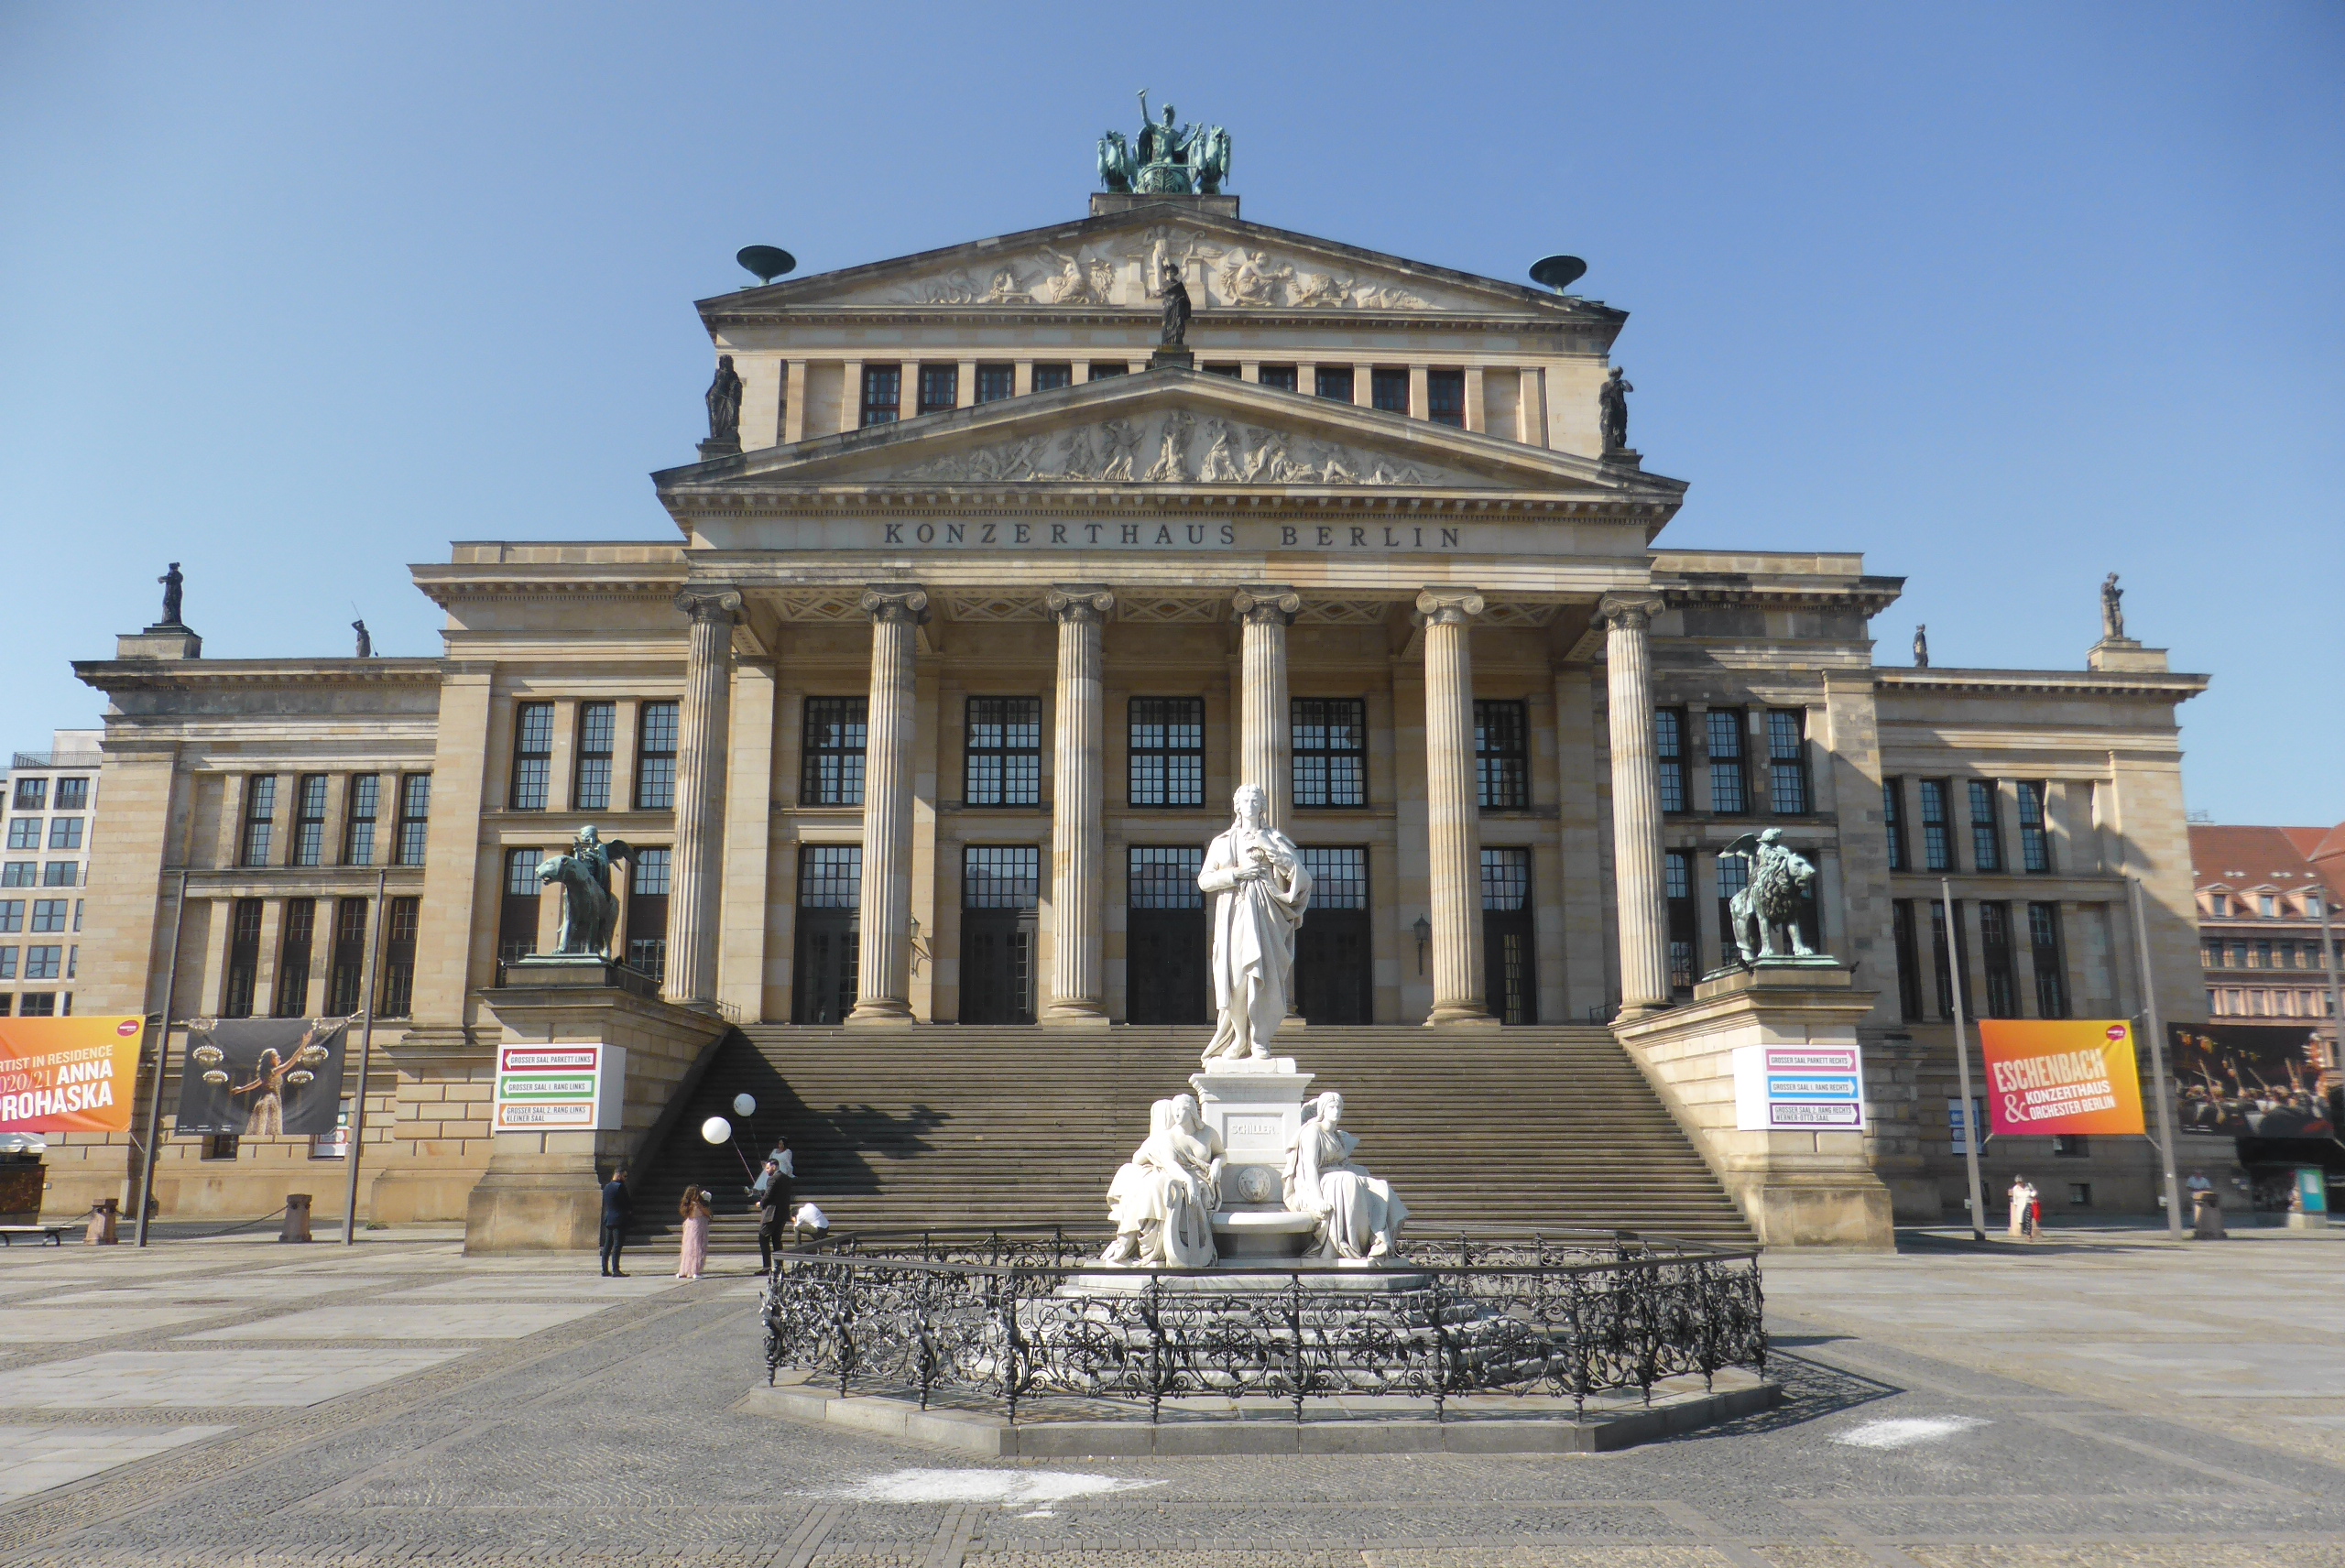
[[59, 178, 2211, 1237]]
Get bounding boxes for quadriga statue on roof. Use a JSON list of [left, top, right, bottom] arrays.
[[1098, 91, 1232, 196]]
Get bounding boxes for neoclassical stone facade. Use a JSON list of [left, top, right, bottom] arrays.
[[61, 190, 2209, 1232]]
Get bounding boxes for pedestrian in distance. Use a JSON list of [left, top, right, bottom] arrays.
[[754, 1161, 789, 1272], [675, 1186, 714, 1280], [2007, 1175, 2038, 1241], [599, 1165, 631, 1277]]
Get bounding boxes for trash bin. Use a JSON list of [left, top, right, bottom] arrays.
[[0, 1153, 43, 1226], [2191, 1189, 2226, 1240]]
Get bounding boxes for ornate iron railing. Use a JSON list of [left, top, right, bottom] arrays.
[[760, 1228, 1764, 1423]]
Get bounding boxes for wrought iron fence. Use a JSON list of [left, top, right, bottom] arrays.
[[760, 1228, 1764, 1423]]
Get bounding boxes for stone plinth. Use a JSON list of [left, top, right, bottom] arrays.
[[2087, 638, 2170, 673], [1614, 964, 1894, 1249], [1189, 1058, 1311, 1211], [115, 626, 202, 659]]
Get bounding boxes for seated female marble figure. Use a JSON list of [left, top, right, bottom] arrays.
[[1282, 1092, 1408, 1261], [1101, 1095, 1224, 1267]]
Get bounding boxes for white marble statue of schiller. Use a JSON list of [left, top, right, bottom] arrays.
[[1198, 784, 1313, 1065]]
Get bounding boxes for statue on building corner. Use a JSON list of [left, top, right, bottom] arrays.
[[1912, 625, 1928, 668], [1720, 828, 1819, 965], [1598, 366, 1633, 453], [704, 355, 743, 445], [2100, 572, 2126, 641], [353, 619, 373, 659], [1198, 783, 1312, 1065], [535, 824, 638, 958], [157, 562, 185, 627], [1160, 258, 1191, 346]]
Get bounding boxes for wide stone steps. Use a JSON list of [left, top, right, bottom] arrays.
[[624, 1026, 1756, 1250]]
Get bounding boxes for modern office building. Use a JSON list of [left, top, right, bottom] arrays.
[[1, 730, 101, 1020]]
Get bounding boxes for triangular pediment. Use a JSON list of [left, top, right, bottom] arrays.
[[702, 204, 1618, 323], [656, 370, 1684, 505]]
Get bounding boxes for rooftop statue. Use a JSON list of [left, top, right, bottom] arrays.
[[1598, 366, 1633, 453], [1099, 90, 1232, 197], [704, 354, 743, 444], [2100, 572, 2126, 642], [157, 561, 185, 627]]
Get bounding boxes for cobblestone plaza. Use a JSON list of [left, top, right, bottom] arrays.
[[0, 1230, 2338, 1566]]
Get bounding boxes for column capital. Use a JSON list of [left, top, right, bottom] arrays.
[[674, 588, 743, 624], [1597, 591, 1666, 631], [1045, 586, 1116, 626], [859, 584, 931, 626], [1412, 588, 1486, 627], [1232, 586, 1301, 626]]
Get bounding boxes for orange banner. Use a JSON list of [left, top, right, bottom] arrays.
[[1979, 1019, 2146, 1138], [0, 1016, 145, 1135]]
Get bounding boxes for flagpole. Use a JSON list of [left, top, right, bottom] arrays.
[[341, 868, 390, 1246], [2130, 874, 2185, 1239], [1943, 878, 1987, 1242], [135, 870, 190, 1249]]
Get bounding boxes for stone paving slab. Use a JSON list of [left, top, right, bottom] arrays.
[[377, 1274, 685, 1301], [0, 1346, 465, 1408], [0, 1421, 232, 1502], [176, 1300, 608, 1341], [0, 1306, 234, 1342], [43, 1276, 396, 1305]]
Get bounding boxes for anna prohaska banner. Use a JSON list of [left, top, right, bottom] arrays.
[[0, 1016, 145, 1135], [174, 1018, 348, 1138]]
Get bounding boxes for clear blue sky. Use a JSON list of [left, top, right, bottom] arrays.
[[4, 4, 2338, 822]]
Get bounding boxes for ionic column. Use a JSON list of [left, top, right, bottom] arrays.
[[1416, 589, 1493, 1026], [848, 585, 928, 1026], [1232, 587, 1300, 833], [1602, 593, 1672, 1018], [663, 588, 741, 1007], [1042, 587, 1114, 1026]]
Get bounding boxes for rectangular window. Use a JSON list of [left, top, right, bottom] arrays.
[[1292, 698, 1368, 808], [2028, 901, 2069, 1018], [797, 844, 859, 908], [0, 949, 12, 980], [1370, 367, 1409, 413], [343, 775, 379, 866], [801, 697, 867, 806], [1716, 852, 1748, 962], [634, 701, 680, 810], [1426, 368, 1466, 427], [291, 774, 328, 866], [224, 898, 264, 1018], [1980, 900, 2019, 1018], [1665, 850, 1697, 994], [509, 703, 554, 810], [242, 776, 278, 866], [326, 897, 368, 1016], [23, 945, 61, 981], [964, 697, 1043, 806], [974, 364, 1014, 404], [1969, 780, 2003, 872], [2254, 940, 2272, 969], [1, 865, 30, 888], [790, 845, 859, 1025], [1259, 365, 1298, 393], [1707, 709, 1748, 815], [1202, 361, 1241, 377], [1767, 710, 1810, 814], [964, 844, 1041, 909], [1892, 899, 1925, 1021], [2054, 1136, 2090, 1160], [1482, 846, 1533, 1024], [916, 363, 957, 415], [626, 847, 671, 980], [1481, 846, 1530, 912], [201, 1133, 237, 1160], [1920, 779, 1952, 872], [1301, 846, 1368, 909], [41, 863, 75, 887], [2260, 895, 2277, 918], [573, 702, 616, 812], [1129, 697, 1205, 808], [498, 849, 542, 965], [395, 775, 431, 866], [47, 817, 82, 851], [1930, 898, 1958, 1020], [0, 901, 18, 931], [2017, 781, 2052, 873], [1475, 700, 1530, 810], [1086, 361, 1128, 379], [860, 364, 901, 425], [5, 821, 36, 851], [11, 779, 45, 811], [1655, 709, 1688, 814], [1883, 779, 1907, 872], [377, 897, 419, 1018], [1314, 365, 1354, 403], [1031, 363, 1073, 392], [1130, 844, 1208, 909], [54, 778, 88, 811], [29, 900, 64, 933], [273, 898, 315, 1018]]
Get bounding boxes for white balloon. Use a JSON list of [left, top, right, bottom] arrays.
[[732, 1093, 757, 1117], [700, 1116, 732, 1145]]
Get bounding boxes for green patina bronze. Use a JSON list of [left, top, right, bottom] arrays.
[[1098, 90, 1232, 197]]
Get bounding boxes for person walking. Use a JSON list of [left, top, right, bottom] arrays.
[[675, 1186, 714, 1280], [599, 1166, 632, 1277], [753, 1161, 789, 1273], [2007, 1176, 2038, 1241]]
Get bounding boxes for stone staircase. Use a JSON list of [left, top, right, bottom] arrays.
[[623, 1025, 1756, 1253]]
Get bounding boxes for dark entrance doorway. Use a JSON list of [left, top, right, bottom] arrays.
[[791, 845, 859, 1025], [960, 844, 1039, 1024], [1295, 846, 1372, 1024], [1482, 846, 1536, 1025], [1127, 844, 1207, 1024]]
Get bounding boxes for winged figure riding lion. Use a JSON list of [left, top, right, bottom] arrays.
[[1720, 828, 1819, 966]]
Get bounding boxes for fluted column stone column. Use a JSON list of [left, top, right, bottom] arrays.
[[1417, 589, 1495, 1027], [1602, 592, 1672, 1018], [1042, 586, 1113, 1027], [848, 585, 927, 1026], [663, 588, 741, 1007], [1232, 587, 1300, 834]]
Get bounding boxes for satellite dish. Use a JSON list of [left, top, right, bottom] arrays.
[[736, 245, 796, 286], [1530, 254, 1587, 292], [732, 1093, 757, 1117], [700, 1116, 732, 1145]]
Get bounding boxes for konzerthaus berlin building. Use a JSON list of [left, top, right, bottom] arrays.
[[63, 162, 2212, 1243]]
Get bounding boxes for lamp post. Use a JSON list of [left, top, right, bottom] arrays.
[[2128, 874, 2186, 1241], [1941, 879, 1987, 1242]]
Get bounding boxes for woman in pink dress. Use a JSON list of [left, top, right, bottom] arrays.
[[675, 1187, 713, 1279]]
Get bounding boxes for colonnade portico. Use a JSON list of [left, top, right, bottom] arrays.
[[656, 573, 1674, 1029]]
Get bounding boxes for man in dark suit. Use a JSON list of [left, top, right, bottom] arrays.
[[753, 1160, 789, 1273], [600, 1166, 632, 1277]]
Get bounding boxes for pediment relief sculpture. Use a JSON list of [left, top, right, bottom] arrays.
[[886, 411, 1491, 488]]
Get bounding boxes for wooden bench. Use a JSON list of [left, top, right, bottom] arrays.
[[0, 1225, 71, 1247]]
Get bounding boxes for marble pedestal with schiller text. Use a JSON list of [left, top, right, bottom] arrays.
[[1189, 1058, 1316, 1257]]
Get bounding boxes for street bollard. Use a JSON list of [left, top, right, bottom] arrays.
[[84, 1197, 120, 1246], [280, 1194, 313, 1244]]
